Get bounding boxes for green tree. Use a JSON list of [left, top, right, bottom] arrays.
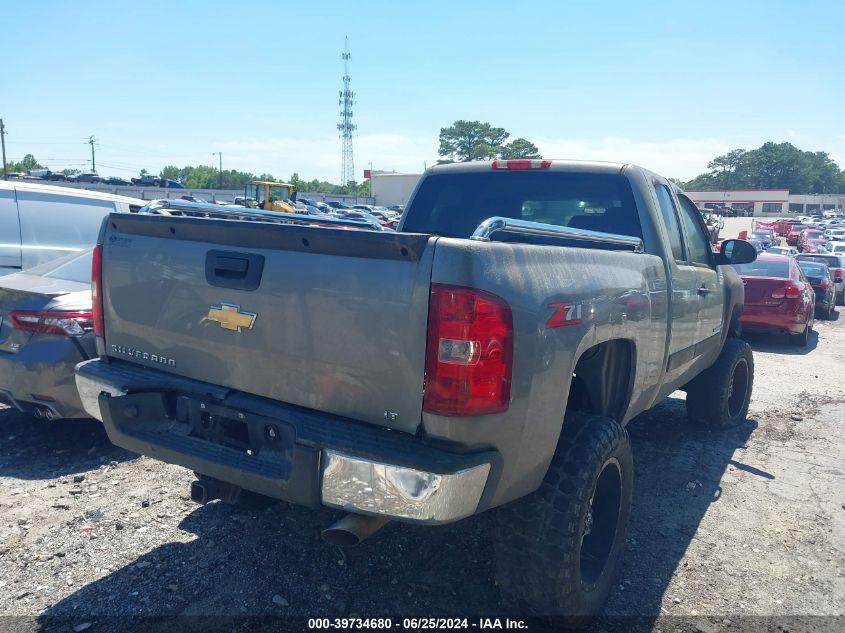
[[499, 138, 541, 160], [706, 149, 747, 189], [160, 165, 182, 181], [684, 142, 845, 194], [7, 153, 43, 173], [182, 165, 218, 189], [438, 120, 510, 162]]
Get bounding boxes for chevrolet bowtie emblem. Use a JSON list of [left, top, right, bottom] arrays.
[[207, 303, 257, 332]]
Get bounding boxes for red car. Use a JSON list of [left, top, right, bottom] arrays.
[[786, 224, 807, 246], [802, 238, 830, 254], [772, 218, 802, 237], [799, 229, 825, 250], [732, 254, 814, 346]]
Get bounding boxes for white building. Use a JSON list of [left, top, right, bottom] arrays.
[[685, 189, 844, 216], [370, 172, 422, 206]]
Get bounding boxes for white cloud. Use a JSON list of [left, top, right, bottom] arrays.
[[534, 137, 734, 181]]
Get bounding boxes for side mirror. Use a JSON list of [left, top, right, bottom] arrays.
[[717, 239, 757, 265]]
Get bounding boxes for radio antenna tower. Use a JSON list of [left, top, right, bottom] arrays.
[[338, 37, 356, 188]]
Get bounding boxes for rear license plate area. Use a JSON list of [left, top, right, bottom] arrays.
[[176, 396, 294, 457]]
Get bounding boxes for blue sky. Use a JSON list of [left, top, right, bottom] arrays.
[[2, 0, 843, 183]]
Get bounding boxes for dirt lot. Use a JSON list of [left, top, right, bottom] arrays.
[[1, 317, 843, 632]]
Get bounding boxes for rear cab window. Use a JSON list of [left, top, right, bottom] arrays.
[[401, 171, 642, 241], [796, 255, 839, 269], [23, 249, 93, 283], [43, 251, 94, 283], [732, 260, 790, 278], [797, 261, 828, 279]]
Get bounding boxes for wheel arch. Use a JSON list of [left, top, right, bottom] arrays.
[[566, 338, 637, 423]]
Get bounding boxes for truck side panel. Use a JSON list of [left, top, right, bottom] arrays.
[[421, 238, 668, 507]]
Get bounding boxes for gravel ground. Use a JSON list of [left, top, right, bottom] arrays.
[[1, 316, 843, 632]]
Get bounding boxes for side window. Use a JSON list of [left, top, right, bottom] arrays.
[[17, 191, 114, 267], [653, 184, 685, 261], [676, 195, 714, 266]]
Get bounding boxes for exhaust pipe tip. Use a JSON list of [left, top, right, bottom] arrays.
[[321, 513, 390, 547], [321, 527, 365, 547]]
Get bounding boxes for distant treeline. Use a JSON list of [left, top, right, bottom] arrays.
[[682, 142, 844, 193]]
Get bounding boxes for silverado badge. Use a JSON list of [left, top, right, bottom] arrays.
[[207, 304, 257, 332]]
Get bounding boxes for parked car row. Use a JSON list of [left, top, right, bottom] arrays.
[[759, 216, 845, 254], [729, 223, 845, 346], [702, 203, 753, 217], [293, 199, 402, 229], [12, 169, 187, 188]]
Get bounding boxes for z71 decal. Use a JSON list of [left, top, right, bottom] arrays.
[[546, 302, 583, 328]]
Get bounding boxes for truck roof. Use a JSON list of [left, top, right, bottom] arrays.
[[427, 158, 631, 176], [0, 180, 144, 206]]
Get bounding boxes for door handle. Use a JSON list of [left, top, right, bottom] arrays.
[[698, 285, 712, 295], [205, 250, 265, 291], [213, 256, 249, 279]]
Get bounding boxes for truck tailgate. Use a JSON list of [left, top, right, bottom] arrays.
[[101, 214, 435, 434]]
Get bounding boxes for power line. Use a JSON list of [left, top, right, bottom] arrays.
[[6, 141, 89, 145], [8, 157, 87, 161]]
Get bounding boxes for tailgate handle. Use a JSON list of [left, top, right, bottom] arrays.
[[215, 256, 249, 277], [205, 250, 265, 291]]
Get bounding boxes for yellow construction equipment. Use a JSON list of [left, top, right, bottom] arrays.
[[243, 181, 303, 214]]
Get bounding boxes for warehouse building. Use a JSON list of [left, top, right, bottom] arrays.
[[370, 171, 421, 206], [686, 189, 844, 216]]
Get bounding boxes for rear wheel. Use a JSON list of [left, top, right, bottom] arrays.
[[836, 291, 844, 307], [686, 337, 754, 428], [494, 412, 633, 624], [790, 324, 809, 347]]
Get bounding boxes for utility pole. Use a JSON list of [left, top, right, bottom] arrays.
[[212, 152, 223, 188], [0, 119, 7, 180], [88, 135, 96, 173]]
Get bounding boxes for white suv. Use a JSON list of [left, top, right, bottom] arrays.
[[1, 181, 143, 275]]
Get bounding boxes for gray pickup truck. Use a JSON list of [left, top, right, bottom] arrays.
[[76, 160, 756, 619]]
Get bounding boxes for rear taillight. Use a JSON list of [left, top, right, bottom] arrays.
[[491, 159, 551, 170], [834, 268, 843, 282], [9, 310, 94, 336], [92, 244, 104, 337], [819, 279, 832, 288], [423, 284, 513, 416], [771, 283, 802, 299]]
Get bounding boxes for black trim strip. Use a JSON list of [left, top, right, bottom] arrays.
[[107, 213, 431, 262]]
